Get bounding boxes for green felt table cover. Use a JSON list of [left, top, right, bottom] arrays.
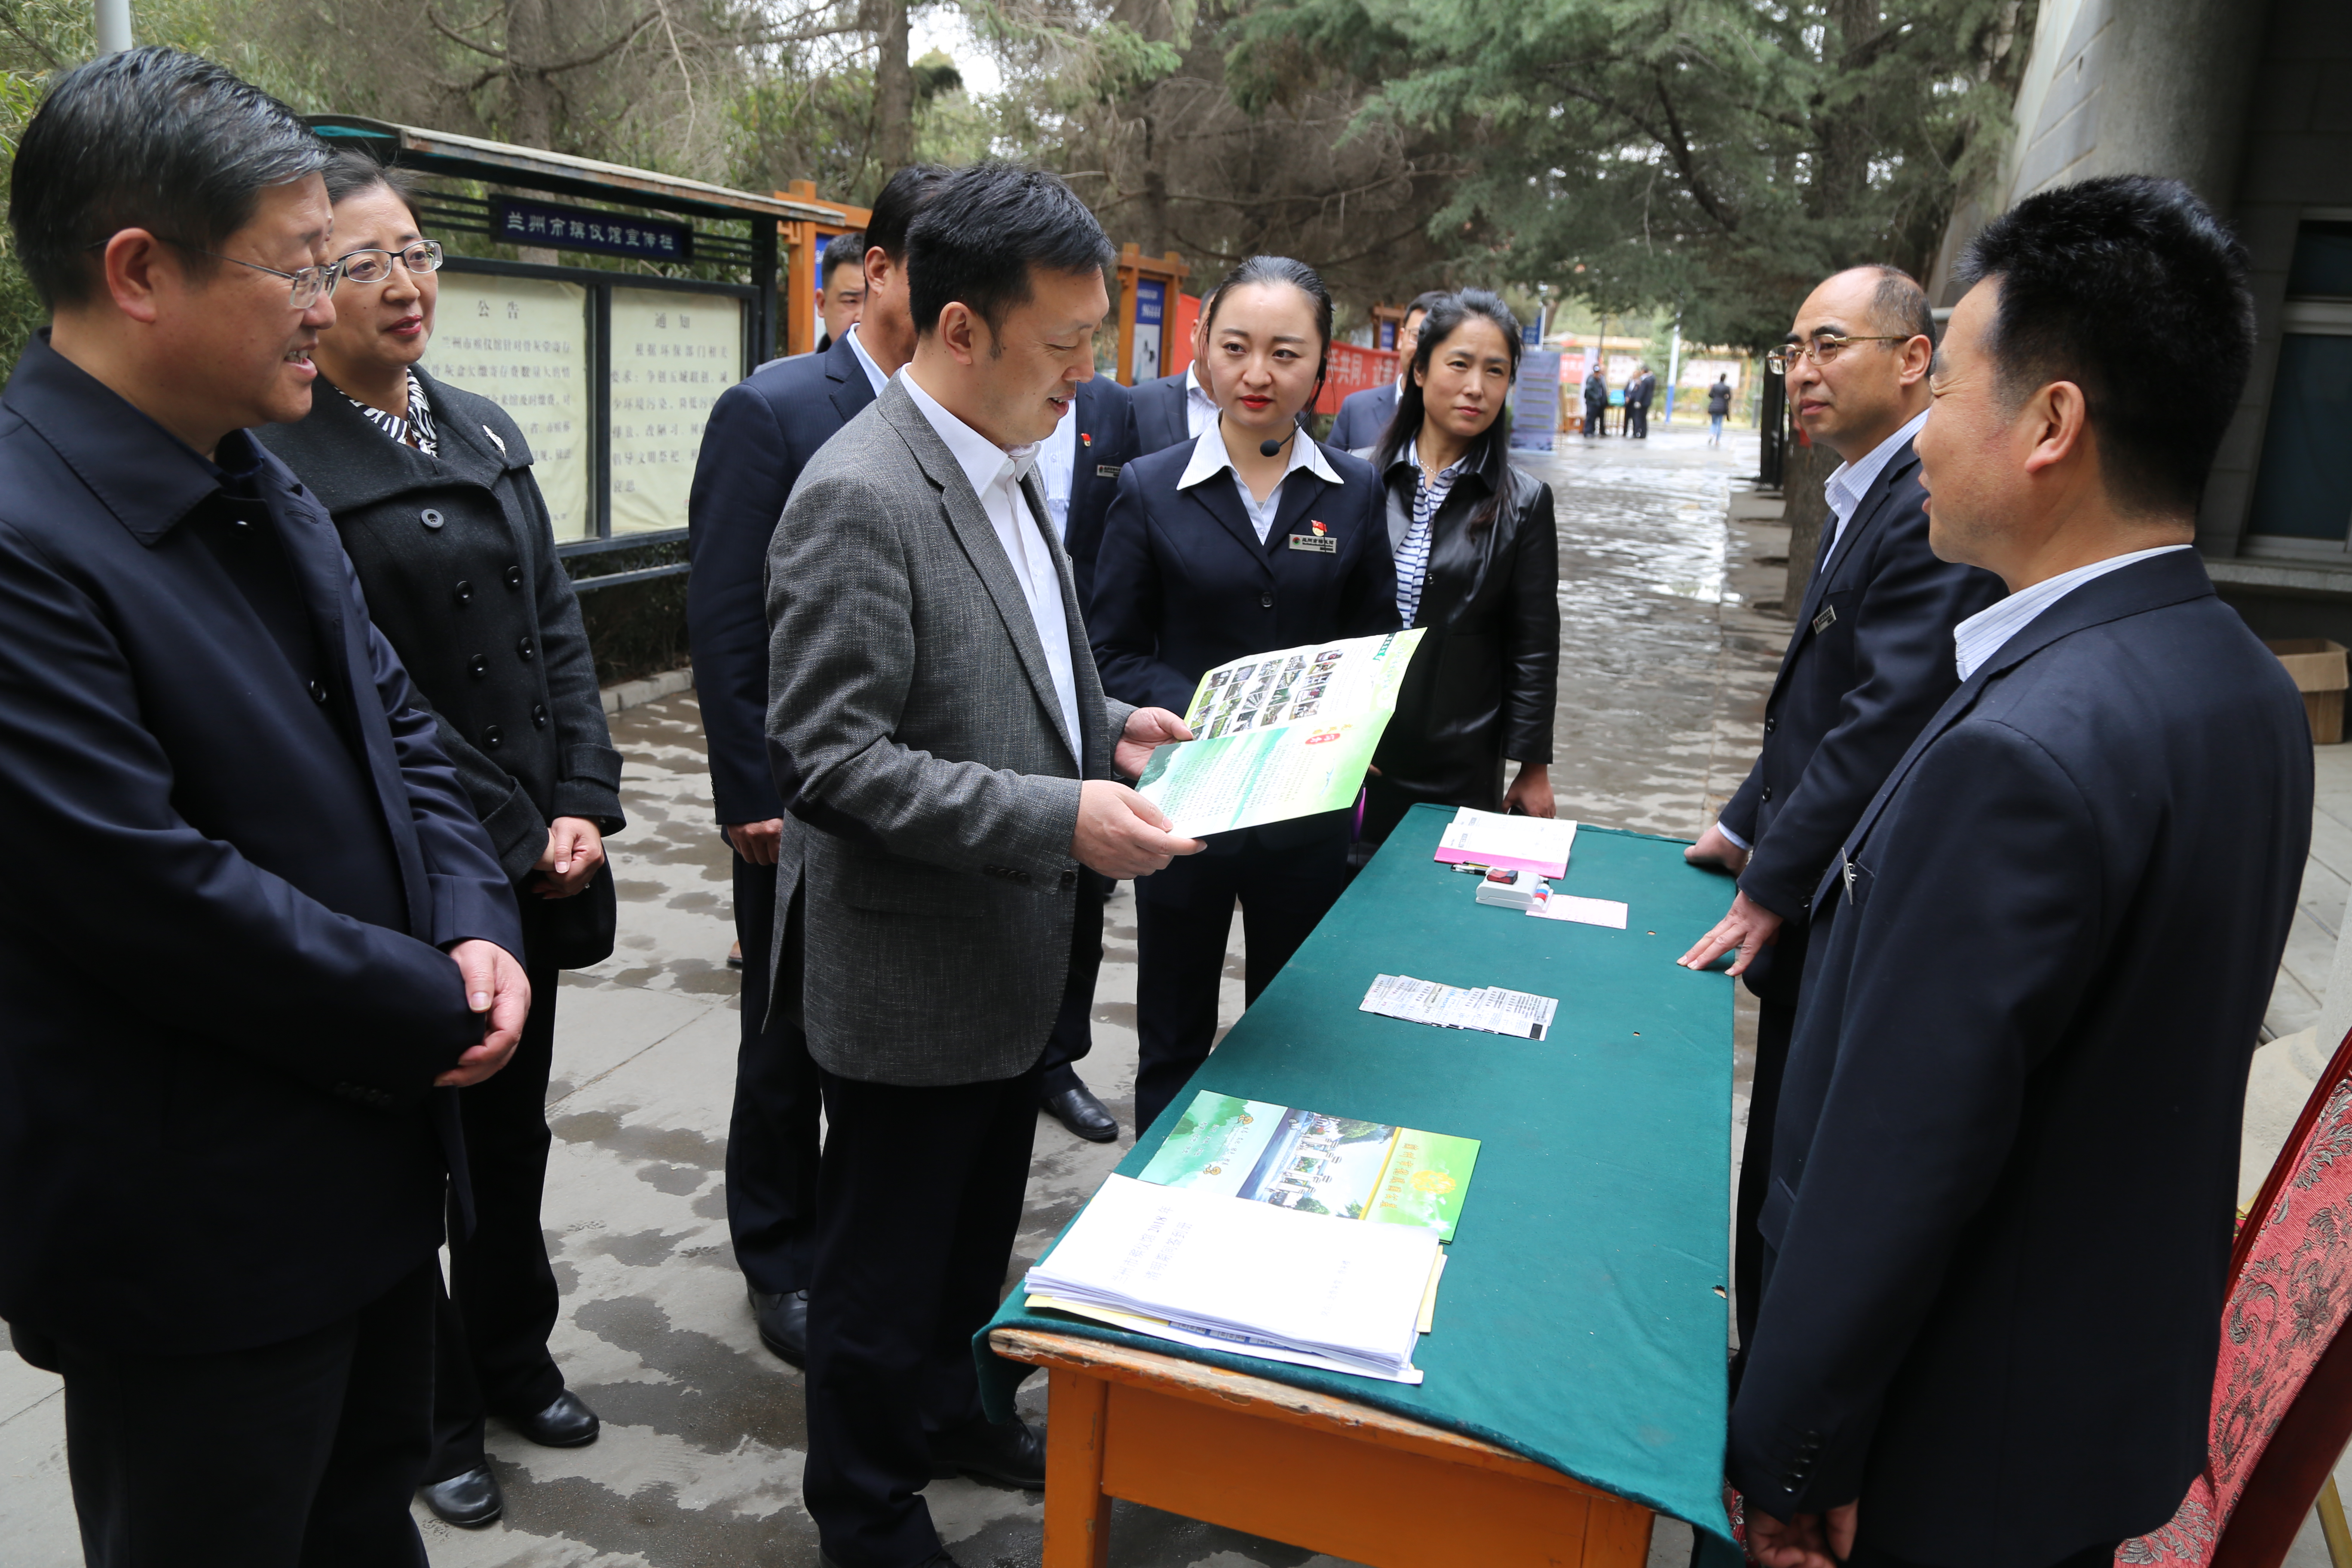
[[977, 803, 1735, 1544]]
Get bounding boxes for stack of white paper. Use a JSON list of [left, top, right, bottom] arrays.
[[1435, 808, 1580, 877], [1360, 973, 1559, 1040], [1474, 867, 1549, 909], [1024, 1175, 1437, 1382]]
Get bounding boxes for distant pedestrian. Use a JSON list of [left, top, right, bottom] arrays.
[[1626, 363, 1655, 438], [1707, 374, 1732, 445], [1581, 361, 1608, 437], [257, 150, 628, 1531], [1363, 290, 1560, 843], [0, 47, 527, 1568]]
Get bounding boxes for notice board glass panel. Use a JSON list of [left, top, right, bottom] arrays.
[[425, 276, 592, 542], [2249, 332, 2352, 541], [609, 287, 744, 536]]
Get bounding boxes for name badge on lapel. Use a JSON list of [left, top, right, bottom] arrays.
[[1096, 464, 1121, 479], [1288, 518, 1336, 554], [1813, 604, 1838, 634]]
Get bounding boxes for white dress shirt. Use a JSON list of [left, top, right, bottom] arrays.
[[1036, 402, 1078, 542], [1952, 544, 2192, 681], [1821, 407, 1930, 560], [1176, 424, 1342, 543], [844, 323, 889, 396], [1183, 365, 1218, 439], [898, 369, 1086, 756]]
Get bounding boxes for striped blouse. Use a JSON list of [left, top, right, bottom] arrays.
[[344, 368, 439, 457], [1394, 440, 1466, 628]]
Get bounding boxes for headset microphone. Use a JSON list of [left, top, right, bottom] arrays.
[[1259, 426, 1298, 459]]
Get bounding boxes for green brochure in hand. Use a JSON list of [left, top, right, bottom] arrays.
[[1139, 1090, 1481, 1243], [1136, 629, 1426, 838]]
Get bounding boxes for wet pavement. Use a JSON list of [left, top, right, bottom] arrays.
[[0, 425, 1782, 1567]]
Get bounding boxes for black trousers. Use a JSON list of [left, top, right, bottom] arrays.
[[1133, 833, 1348, 1134], [1037, 869, 1113, 1098], [429, 898, 569, 1480], [726, 854, 822, 1296], [1629, 403, 1650, 438], [803, 1063, 1044, 1568], [1842, 1540, 2120, 1568], [1733, 995, 1796, 1379], [1583, 404, 1605, 436], [27, 1260, 435, 1568]]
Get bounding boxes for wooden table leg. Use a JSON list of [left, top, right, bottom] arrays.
[[1044, 1366, 1115, 1568]]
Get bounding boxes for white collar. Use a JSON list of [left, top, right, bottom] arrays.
[[1824, 407, 1930, 525], [844, 324, 889, 396], [1183, 364, 1218, 408], [898, 368, 1039, 501], [1951, 543, 2193, 681], [1176, 422, 1340, 493]]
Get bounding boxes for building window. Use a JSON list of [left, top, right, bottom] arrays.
[[2249, 221, 2352, 545]]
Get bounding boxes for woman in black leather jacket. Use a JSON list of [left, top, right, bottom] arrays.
[[1358, 290, 1561, 843]]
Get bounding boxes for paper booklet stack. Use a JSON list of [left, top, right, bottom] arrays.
[[1436, 807, 1580, 878], [1024, 1174, 1441, 1384]]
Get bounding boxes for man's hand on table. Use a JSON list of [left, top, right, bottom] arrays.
[[437, 939, 532, 1087], [726, 818, 784, 867], [1115, 706, 1194, 780], [1679, 890, 1783, 977], [1746, 1500, 1856, 1568], [1685, 821, 1749, 875], [1074, 781, 1201, 879]]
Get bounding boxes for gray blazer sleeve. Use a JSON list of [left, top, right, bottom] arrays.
[[765, 467, 1084, 883]]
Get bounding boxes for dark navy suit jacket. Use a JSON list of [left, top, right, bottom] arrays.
[[1730, 550, 2312, 1565], [1328, 382, 1399, 452], [0, 337, 521, 1356], [1130, 371, 1194, 455], [1719, 438, 2002, 1000], [1089, 436, 1399, 853], [1057, 374, 1139, 613], [687, 331, 879, 826]]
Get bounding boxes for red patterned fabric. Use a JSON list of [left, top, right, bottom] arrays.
[[2120, 1031, 2352, 1566]]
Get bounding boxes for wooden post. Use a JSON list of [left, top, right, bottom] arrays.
[[1112, 245, 1191, 386], [1044, 1367, 1115, 1568]]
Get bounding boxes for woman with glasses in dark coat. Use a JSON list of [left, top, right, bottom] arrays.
[[1355, 290, 1560, 844], [257, 152, 624, 1531]]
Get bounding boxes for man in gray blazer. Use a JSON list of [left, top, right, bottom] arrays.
[[765, 162, 1200, 1568]]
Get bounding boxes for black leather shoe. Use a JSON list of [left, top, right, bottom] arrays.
[[1042, 1084, 1118, 1143], [418, 1464, 503, 1527], [928, 1417, 1046, 1490], [818, 1554, 962, 1568], [751, 1286, 809, 1367], [504, 1389, 600, 1448]]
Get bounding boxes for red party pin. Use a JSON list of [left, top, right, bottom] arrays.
[[1311, 518, 1328, 536], [1081, 432, 1092, 446]]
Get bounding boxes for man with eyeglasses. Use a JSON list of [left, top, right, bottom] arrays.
[[1678, 265, 2002, 1382], [0, 49, 526, 1568]]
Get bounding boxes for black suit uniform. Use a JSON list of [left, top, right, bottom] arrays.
[[0, 335, 521, 1566], [1089, 434, 1398, 1132], [1715, 437, 2003, 1365], [686, 328, 876, 1298], [1362, 442, 1559, 842], [258, 369, 627, 1484], [1037, 375, 1141, 1101], [1731, 550, 2312, 1568], [1328, 381, 1399, 452], [1130, 368, 1198, 454]]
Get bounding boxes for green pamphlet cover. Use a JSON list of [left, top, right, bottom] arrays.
[[1138, 1089, 1481, 1243]]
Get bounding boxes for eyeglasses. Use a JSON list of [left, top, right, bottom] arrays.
[[336, 242, 445, 286], [85, 236, 342, 308], [1765, 335, 1910, 375]]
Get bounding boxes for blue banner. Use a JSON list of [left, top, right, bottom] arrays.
[[492, 197, 692, 263]]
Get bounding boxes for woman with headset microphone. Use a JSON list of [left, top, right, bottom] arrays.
[[1090, 257, 1399, 1135]]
